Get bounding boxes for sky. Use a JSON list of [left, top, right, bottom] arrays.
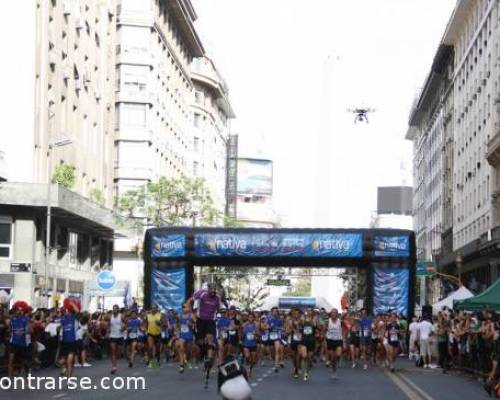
[[194, 0, 457, 228]]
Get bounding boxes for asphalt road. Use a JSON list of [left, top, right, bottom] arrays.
[[0, 357, 490, 400]]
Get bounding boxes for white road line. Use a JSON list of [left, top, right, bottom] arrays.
[[385, 371, 422, 400], [397, 373, 435, 400], [251, 383, 258, 387], [53, 394, 66, 399], [258, 378, 263, 382]]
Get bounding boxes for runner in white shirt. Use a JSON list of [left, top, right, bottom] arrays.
[[326, 309, 343, 379], [418, 318, 434, 368], [108, 305, 124, 374], [408, 317, 419, 360]]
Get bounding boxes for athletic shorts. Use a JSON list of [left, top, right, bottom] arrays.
[[290, 341, 300, 352], [349, 336, 360, 348], [360, 335, 371, 346], [196, 319, 217, 341], [389, 341, 399, 348], [8, 344, 30, 359], [301, 340, 315, 352], [244, 345, 257, 352], [419, 339, 431, 357], [109, 337, 124, 345], [326, 340, 343, 351], [126, 338, 138, 345], [147, 334, 161, 343], [59, 341, 79, 357], [227, 334, 239, 346]]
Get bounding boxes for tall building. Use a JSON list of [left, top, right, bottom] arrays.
[[114, 0, 204, 195], [407, 0, 500, 297], [191, 56, 235, 215], [0, 0, 116, 306], [370, 186, 413, 230]]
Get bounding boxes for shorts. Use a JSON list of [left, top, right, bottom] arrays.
[[126, 338, 138, 345], [419, 339, 431, 357], [360, 335, 371, 346], [290, 341, 300, 352], [244, 345, 257, 352], [349, 336, 360, 348], [8, 344, 30, 359], [196, 319, 217, 341], [147, 334, 161, 344], [389, 341, 399, 348], [301, 340, 315, 352], [326, 340, 343, 351], [109, 337, 124, 345], [59, 341, 78, 357], [228, 334, 239, 347]]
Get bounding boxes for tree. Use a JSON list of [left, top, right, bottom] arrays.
[[115, 176, 219, 228], [89, 188, 105, 207], [52, 164, 76, 189]]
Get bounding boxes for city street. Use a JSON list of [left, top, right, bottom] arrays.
[[0, 358, 488, 400]]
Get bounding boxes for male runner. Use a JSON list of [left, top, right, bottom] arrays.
[[189, 283, 227, 387], [326, 308, 343, 379]]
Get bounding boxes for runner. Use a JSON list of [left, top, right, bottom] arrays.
[[348, 318, 361, 369], [359, 308, 372, 370], [217, 309, 231, 364], [298, 310, 317, 381], [7, 302, 32, 378], [145, 304, 163, 368], [288, 309, 302, 378], [258, 315, 271, 366], [126, 309, 142, 368], [108, 305, 124, 374], [241, 312, 258, 378], [189, 282, 227, 386], [408, 316, 419, 360], [326, 308, 343, 379], [176, 303, 195, 373], [59, 301, 80, 378], [385, 313, 400, 372], [268, 307, 284, 372]]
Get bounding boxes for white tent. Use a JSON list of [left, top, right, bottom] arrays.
[[432, 286, 474, 314]]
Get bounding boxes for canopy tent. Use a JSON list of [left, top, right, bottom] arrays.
[[454, 278, 500, 312], [432, 286, 473, 314]]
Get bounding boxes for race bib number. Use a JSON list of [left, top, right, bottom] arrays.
[[220, 331, 228, 339], [293, 333, 302, 341], [161, 331, 168, 339], [228, 330, 236, 336], [390, 334, 398, 342], [246, 332, 255, 341], [180, 325, 189, 334], [304, 326, 313, 335], [371, 332, 377, 339], [261, 334, 269, 341], [270, 332, 278, 341], [363, 330, 370, 338], [128, 332, 137, 339]]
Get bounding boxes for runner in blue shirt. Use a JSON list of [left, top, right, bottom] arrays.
[[358, 308, 373, 371], [217, 309, 231, 364], [242, 313, 258, 377], [7, 304, 31, 378], [175, 303, 195, 374], [268, 307, 284, 372], [126, 309, 142, 368], [60, 301, 79, 378]]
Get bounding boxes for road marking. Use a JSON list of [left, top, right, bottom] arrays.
[[53, 394, 66, 399], [133, 371, 140, 376], [385, 371, 422, 400], [258, 378, 263, 382], [251, 383, 258, 387], [397, 373, 435, 400]]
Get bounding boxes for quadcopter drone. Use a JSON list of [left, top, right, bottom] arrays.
[[347, 107, 376, 124]]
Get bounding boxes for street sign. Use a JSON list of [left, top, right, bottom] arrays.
[[266, 278, 291, 286], [10, 263, 31, 272], [416, 261, 436, 277], [96, 270, 117, 290]]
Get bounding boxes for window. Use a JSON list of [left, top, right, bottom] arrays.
[[120, 103, 147, 128], [0, 217, 12, 258]]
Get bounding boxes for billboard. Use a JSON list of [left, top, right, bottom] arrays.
[[373, 266, 409, 317], [151, 267, 186, 312], [237, 158, 273, 196], [373, 236, 410, 257]]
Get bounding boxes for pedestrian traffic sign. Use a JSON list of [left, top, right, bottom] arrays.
[[416, 261, 436, 277]]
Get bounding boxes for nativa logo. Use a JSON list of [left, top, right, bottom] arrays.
[[376, 238, 407, 250], [206, 237, 247, 251], [154, 238, 182, 251], [311, 239, 352, 251]]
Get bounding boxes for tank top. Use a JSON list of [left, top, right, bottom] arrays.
[[179, 314, 193, 339], [243, 323, 257, 347], [109, 314, 123, 338], [147, 313, 161, 336], [326, 318, 342, 341], [10, 316, 29, 347], [302, 320, 315, 340]]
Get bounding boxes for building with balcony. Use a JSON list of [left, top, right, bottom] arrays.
[[0, 182, 114, 307], [408, 0, 500, 297], [114, 0, 204, 196], [191, 56, 235, 215]]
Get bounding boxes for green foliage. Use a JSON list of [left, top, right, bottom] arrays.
[[89, 188, 105, 207], [223, 216, 245, 227], [52, 164, 76, 189], [286, 275, 312, 297], [213, 270, 268, 309], [115, 176, 219, 227]]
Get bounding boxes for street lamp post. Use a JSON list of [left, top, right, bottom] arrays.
[[44, 139, 72, 307]]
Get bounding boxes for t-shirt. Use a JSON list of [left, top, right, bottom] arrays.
[[193, 290, 221, 321], [409, 322, 419, 336], [418, 320, 433, 341]]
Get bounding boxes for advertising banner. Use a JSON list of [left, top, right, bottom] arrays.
[[374, 236, 410, 257], [373, 267, 409, 317], [278, 297, 316, 308], [237, 158, 273, 196], [151, 234, 186, 258], [151, 267, 186, 312], [194, 233, 363, 258]]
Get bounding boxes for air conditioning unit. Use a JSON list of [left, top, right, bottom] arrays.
[[83, 72, 91, 85], [63, 0, 72, 15], [75, 17, 85, 30], [482, 78, 487, 85]]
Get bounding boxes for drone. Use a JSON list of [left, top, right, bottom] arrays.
[[347, 107, 376, 124]]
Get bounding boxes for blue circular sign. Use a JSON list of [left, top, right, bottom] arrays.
[[96, 271, 116, 290]]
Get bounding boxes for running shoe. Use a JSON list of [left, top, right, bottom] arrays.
[[74, 363, 82, 368], [179, 365, 184, 374], [82, 362, 92, 367], [294, 369, 299, 379], [331, 373, 337, 380], [303, 372, 309, 382], [128, 361, 133, 368]]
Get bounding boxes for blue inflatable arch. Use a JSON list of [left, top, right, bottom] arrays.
[[143, 227, 416, 318]]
